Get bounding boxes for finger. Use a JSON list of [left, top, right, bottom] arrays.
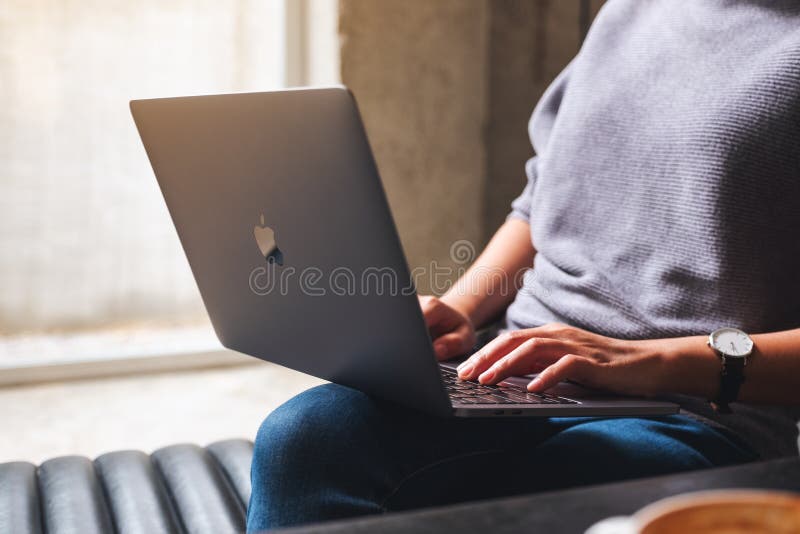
[[527, 354, 596, 392], [418, 296, 443, 325], [419, 297, 448, 333], [477, 337, 568, 384], [433, 324, 476, 361], [457, 330, 531, 380], [519, 322, 572, 339]]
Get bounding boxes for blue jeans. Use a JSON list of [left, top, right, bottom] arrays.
[[247, 384, 756, 531]]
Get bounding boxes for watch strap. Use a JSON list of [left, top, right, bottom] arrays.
[[712, 356, 745, 413]]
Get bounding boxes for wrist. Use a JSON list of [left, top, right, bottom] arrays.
[[440, 293, 480, 328], [659, 335, 721, 398]]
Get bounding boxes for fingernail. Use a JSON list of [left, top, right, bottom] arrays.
[[479, 370, 495, 383], [527, 377, 542, 391], [456, 360, 470, 371], [458, 364, 473, 378]]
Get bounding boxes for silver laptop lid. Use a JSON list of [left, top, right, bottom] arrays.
[[131, 88, 451, 416]]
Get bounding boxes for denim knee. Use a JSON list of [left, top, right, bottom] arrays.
[[531, 416, 728, 489], [251, 383, 375, 479], [248, 383, 385, 529]]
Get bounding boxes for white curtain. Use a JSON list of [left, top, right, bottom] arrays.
[[0, 0, 286, 334]]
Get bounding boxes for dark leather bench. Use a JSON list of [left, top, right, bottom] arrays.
[[0, 440, 253, 534], [3, 440, 798, 534]]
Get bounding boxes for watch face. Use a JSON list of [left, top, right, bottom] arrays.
[[710, 328, 753, 357]]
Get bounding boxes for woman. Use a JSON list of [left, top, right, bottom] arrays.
[[247, 1, 800, 530]]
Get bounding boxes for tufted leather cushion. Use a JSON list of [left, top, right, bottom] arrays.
[[0, 439, 253, 534]]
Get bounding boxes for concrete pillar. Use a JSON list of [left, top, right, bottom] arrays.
[[339, 0, 490, 293]]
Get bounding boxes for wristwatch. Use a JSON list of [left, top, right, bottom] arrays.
[[707, 327, 754, 413]]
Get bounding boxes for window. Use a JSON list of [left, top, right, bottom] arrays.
[[0, 0, 339, 377]]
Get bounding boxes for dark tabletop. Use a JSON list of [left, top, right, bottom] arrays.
[[276, 458, 800, 534]]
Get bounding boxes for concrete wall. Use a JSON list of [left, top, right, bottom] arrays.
[[339, 0, 490, 293], [339, 0, 605, 289]]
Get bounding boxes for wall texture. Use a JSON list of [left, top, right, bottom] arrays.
[[339, 0, 605, 289], [339, 0, 490, 293]]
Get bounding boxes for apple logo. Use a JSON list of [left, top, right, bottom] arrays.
[[254, 214, 284, 266]]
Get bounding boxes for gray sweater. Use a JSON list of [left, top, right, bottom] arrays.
[[505, 0, 800, 459]]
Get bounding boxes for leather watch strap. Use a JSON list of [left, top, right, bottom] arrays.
[[712, 356, 745, 414]]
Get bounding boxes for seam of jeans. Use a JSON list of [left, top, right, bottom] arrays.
[[379, 448, 505, 509]]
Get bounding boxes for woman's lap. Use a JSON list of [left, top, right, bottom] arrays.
[[247, 383, 756, 531]]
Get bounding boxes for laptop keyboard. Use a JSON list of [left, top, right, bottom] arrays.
[[441, 367, 577, 405]]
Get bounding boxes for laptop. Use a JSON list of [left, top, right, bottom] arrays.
[[130, 87, 678, 418]]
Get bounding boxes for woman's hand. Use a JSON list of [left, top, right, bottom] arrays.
[[419, 295, 477, 361], [456, 323, 687, 397]]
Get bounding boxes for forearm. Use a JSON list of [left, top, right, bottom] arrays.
[[441, 218, 535, 329], [650, 328, 800, 404]]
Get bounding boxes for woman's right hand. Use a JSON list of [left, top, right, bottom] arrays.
[[418, 295, 477, 361]]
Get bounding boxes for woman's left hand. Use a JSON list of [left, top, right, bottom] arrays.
[[456, 323, 698, 397]]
